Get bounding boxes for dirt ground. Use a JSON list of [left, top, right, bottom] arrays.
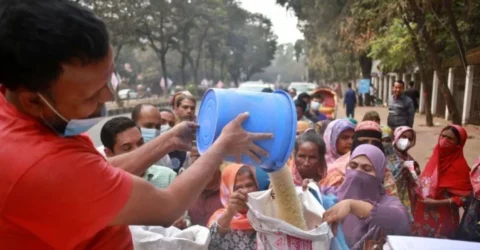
[[337, 105, 480, 169]]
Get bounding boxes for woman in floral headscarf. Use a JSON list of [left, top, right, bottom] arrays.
[[323, 119, 356, 167], [412, 125, 472, 238], [457, 157, 480, 241], [385, 126, 419, 218], [208, 164, 258, 250], [456, 157, 480, 242]]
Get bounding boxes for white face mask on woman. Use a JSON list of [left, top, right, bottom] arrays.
[[395, 138, 410, 151]]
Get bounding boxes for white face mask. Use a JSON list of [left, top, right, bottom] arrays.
[[310, 101, 320, 111], [395, 138, 410, 151], [160, 124, 171, 133]]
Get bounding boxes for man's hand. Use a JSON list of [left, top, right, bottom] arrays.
[[167, 121, 198, 152], [215, 112, 273, 163]]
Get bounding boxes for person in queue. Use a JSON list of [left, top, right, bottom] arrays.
[[289, 88, 297, 99], [131, 103, 173, 169], [159, 108, 176, 130], [184, 140, 223, 227], [173, 93, 196, 122], [322, 145, 410, 248], [207, 164, 259, 250], [0, 1, 272, 249], [385, 126, 419, 218], [412, 125, 472, 238], [169, 93, 197, 171], [362, 110, 381, 125], [315, 120, 331, 137], [323, 119, 356, 166], [101, 117, 177, 189], [297, 120, 310, 135], [295, 99, 313, 127], [381, 125, 395, 156], [320, 121, 398, 197], [456, 157, 480, 241], [290, 130, 327, 186], [387, 80, 415, 131]]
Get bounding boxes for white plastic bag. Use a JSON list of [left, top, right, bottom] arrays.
[[129, 225, 210, 250], [247, 184, 333, 250]]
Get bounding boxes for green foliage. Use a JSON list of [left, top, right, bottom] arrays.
[[368, 19, 417, 72]]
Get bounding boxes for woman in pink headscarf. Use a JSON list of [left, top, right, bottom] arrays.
[[320, 121, 398, 197], [323, 144, 410, 249], [323, 119, 355, 167], [385, 126, 419, 218], [457, 157, 480, 241]]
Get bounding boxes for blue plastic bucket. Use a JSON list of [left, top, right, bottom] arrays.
[[196, 88, 297, 172]]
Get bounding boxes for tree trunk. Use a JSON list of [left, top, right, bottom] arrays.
[[210, 55, 216, 81], [405, 0, 461, 124], [160, 52, 169, 97], [443, 0, 468, 72], [114, 43, 124, 63], [403, 17, 434, 126], [220, 56, 226, 81], [180, 53, 187, 86], [358, 52, 372, 79]]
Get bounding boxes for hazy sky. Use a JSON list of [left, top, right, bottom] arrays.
[[240, 0, 303, 45]]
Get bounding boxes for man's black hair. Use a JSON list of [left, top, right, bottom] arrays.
[[394, 80, 405, 86], [100, 117, 139, 152], [261, 88, 273, 93], [311, 92, 323, 99], [131, 103, 157, 122], [347, 83, 352, 88], [409, 81, 414, 87], [159, 108, 174, 114], [0, 0, 110, 92], [295, 99, 307, 113]]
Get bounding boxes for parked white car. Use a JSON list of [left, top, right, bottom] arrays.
[[238, 81, 275, 92], [118, 89, 138, 100], [288, 82, 318, 99]]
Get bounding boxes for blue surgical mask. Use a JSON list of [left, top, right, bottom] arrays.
[[141, 128, 160, 143], [160, 124, 171, 134], [38, 94, 107, 137]]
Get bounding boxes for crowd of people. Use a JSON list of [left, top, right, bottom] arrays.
[[1, 1, 480, 250]]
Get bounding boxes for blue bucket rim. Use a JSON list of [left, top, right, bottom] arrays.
[[272, 89, 297, 168], [196, 88, 219, 154]]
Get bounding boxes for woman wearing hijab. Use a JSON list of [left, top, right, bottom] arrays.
[[323, 144, 410, 249], [385, 126, 419, 218], [208, 164, 258, 250], [412, 125, 472, 238], [381, 125, 395, 156], [320, 121, 398, 197], [456, 157, 480, 241], [323, 119, 356, 167], [456, 157, 480, 242]]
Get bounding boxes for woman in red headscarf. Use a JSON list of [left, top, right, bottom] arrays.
[[411, 125, 472, 238]]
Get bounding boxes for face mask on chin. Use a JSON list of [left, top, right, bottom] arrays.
[[38, 94, 107, 137]]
